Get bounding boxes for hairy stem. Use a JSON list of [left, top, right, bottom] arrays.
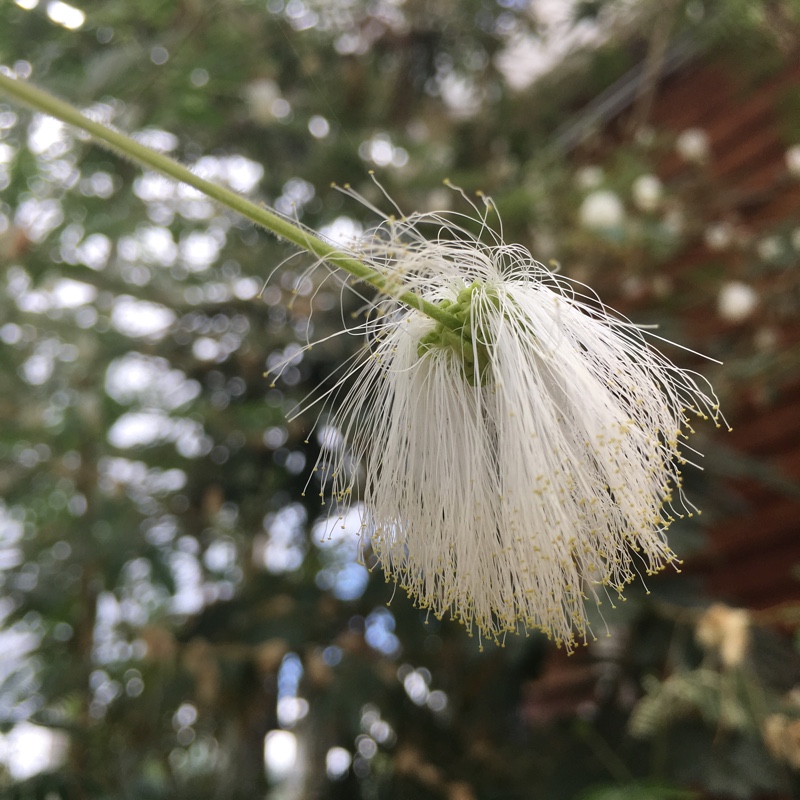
[[0, 71, 461, 331]]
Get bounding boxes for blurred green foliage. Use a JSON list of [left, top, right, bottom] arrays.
[[0, 0, 799, 798]]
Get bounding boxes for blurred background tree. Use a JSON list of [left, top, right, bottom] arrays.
[[1, 0, 799, 798]]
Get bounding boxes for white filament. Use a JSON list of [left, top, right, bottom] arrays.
[[308, 201, 724, 649]]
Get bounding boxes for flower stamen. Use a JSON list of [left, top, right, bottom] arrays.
[[312, 198, 725, 651]]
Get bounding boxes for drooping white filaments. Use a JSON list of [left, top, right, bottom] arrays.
[[309, 200, 723, 649]]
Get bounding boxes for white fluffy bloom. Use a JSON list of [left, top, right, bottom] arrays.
[[244, 78, 286, 126], [575, 166, 604, 190], [579, 190, 625, 230], [300, 198, 723, 649], [676, 128, 710, 163], [704, 222, 734, 251], [756, 236, 781, 262], [631, 174, 663, 212], [717, 281, 758, 323]]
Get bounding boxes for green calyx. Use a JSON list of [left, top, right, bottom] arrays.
[[417, 282, 499, 385]]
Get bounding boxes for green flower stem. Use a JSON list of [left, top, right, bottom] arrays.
[[0, 72, 462, 332]]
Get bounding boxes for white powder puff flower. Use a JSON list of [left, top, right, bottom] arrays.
[[704, 222, 734, 251], [575, 165, 604, 190], [579, 189, 625, 230], [244, 78, 287, 126], [756, 235, 782, 262], [631, 174, 663, 212], [300, 193, 723, 649], [676, 128, 710, 163], [717, 281, 758, 323]]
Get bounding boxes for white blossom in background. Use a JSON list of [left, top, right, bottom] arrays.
[[631, 174, 663, 212], [704, 221, 734, 251], [579, 189, 625, 230], [785, 144, 800, 177], [675, 128, 710, 163], [291, 193, 724, 649], [756, 235, 782, 262], [244, 78, 288, 126], [717, 281, 758, 323], [575, 165, 604, 190], [695, 604, 750, 669]]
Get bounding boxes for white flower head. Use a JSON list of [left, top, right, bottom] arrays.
[[295, 186, 724, 650], [631, 174, 663, 212], [244, 78, 287, 126], [579, 190, 625, 230], [704, 221, 734, 251], [575, 166, 604, 190], [756, 235, 782, 262], [676, 128, 710, 163], [717, 281, 758, 323]]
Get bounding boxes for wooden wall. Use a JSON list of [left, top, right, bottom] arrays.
[[648, 54, 800, 612]]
